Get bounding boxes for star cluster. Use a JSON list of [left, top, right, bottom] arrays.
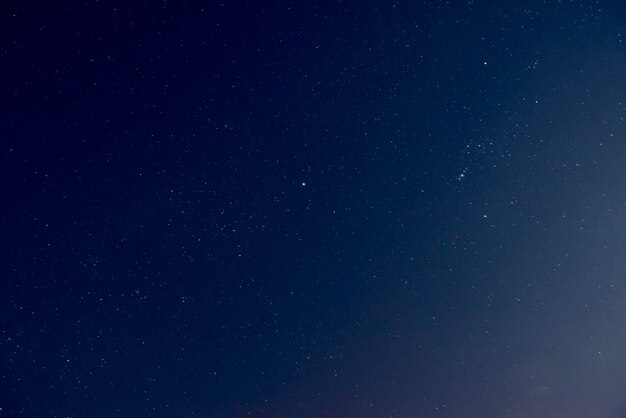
[[1, 1, 625, 417]]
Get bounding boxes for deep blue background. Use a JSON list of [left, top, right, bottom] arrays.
[[1, 1, 625, 416]]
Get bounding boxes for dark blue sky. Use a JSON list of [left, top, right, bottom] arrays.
[[1, 1, 625, 417]]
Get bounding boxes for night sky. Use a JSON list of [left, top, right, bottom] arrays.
[[1, 1, 625, 417]]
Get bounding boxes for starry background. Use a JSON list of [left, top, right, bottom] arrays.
[[1, 1, 625, 417]]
